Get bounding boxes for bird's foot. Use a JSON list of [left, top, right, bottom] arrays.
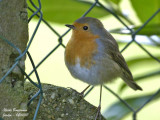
[[79, 85, 91, 97], [95, 105, 101, 120]]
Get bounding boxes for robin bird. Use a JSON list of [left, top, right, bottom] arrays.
[[65, 17, 142, 119]]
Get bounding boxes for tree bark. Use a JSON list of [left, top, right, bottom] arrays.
[[0, 0, 28, 120]]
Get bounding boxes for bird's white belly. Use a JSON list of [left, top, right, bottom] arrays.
[[66, 60, 99, 85], [66, 58, 121, 85]]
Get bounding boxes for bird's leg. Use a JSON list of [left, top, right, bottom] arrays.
[[80, 85, 91, 96], [95, 85, 102, 120]]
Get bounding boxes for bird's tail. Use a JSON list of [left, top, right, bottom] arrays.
[[121, 72, 142, 91]]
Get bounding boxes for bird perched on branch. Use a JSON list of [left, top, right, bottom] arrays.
[[65, 17, 142, 119]]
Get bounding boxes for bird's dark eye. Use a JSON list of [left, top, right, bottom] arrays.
[[83, 26, 88, 30]]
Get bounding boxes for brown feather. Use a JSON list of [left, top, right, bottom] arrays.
[[101, 30, 142, 90]]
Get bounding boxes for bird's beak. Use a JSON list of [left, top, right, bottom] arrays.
[[65, 24, 75, 29]]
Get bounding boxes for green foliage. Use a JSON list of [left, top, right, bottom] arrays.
[[28, 0, 108, 24], [104, 0, 121, 5], [110, 0, 121, 5], [130, 0, 160, 24], [127, 56, 160, 67], [110, 24, 160, 35], [104, 91, 160, 120]]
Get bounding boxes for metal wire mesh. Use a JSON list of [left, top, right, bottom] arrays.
[[0, 0, 160, 120]]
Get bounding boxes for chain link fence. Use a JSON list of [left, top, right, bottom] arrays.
[[0, 0, 160, 120]]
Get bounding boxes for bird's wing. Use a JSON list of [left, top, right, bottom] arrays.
[[100, 32, 132, 76], [109, 49, 132, 76], [99, 31, 142, 90]]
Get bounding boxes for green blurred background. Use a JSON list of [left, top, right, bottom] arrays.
[[26, 0, 160, 119]]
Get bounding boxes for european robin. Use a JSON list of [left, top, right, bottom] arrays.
[[65, 17, 142, 119], [65, 17, 142, 90]]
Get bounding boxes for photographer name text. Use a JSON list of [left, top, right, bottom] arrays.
[[2, 108, 28, 118]]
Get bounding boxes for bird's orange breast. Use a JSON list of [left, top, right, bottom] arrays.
[[65, 27, 99, 68]]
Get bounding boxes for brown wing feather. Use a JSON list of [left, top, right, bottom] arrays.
[[101, 31, 142, 90]]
